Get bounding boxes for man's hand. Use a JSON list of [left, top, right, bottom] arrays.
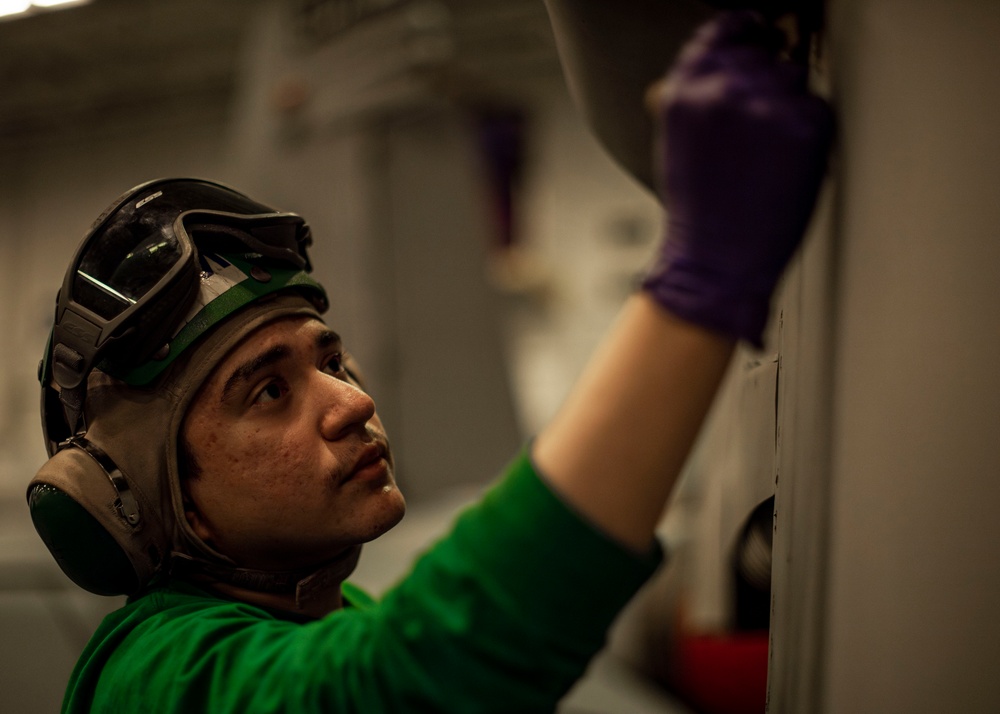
[[642, 11, 834, 347]]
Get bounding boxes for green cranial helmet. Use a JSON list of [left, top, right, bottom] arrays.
[[28, 178, 351, 598]]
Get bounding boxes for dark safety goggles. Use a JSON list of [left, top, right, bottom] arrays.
[[42, 178, 319, 449]]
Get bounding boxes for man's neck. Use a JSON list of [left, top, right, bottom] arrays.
[[181, 545, 363, 619]]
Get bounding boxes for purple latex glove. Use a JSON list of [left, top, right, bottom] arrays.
[[641, 11, 834, 347]]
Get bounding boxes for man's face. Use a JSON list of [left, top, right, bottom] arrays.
[[181, 315, 406, 572]]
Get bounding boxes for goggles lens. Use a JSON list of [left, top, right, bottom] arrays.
[[75, 232, 184, 320]]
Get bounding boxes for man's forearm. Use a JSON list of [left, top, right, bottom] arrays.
[[532, 294, 734, 552]]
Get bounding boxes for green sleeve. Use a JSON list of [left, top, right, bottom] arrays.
[[74, 449, 662, 713]]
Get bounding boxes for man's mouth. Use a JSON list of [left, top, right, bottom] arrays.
[[343, 442, 388, 484]]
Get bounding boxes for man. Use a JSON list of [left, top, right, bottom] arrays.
[[28, 11, 832, 712]]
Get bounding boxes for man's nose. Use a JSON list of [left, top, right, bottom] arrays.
[[317, 373, 377, 440]]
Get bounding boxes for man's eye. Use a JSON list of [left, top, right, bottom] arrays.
[[323, 353, 346, 376], [256, 382, 286, 405]]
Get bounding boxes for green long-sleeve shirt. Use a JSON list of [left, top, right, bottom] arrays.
[[64, 451, 662, 713]]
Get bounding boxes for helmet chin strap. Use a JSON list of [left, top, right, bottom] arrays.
[[170, 545, 363, 613]]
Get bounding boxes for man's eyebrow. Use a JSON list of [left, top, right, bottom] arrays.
[[218, 330, 341, 403], [315, 329, 342, 349], [220, 345, 290, 403]]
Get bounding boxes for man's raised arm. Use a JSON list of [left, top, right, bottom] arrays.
[[533, 11, 834, 552]]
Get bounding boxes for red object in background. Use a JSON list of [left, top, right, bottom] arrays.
[[671, 631, 770, 714]]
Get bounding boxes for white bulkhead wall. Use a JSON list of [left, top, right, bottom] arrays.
[[772, 2, 1000, 712]]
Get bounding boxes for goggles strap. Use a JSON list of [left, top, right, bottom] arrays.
[[51, 342, 89, 435]]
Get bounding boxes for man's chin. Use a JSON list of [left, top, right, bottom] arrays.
[[367, 487, 407, 541]]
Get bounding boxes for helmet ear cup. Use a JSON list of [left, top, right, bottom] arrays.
[[27, 444, 166, 597], [28, 483, 139, 596]]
